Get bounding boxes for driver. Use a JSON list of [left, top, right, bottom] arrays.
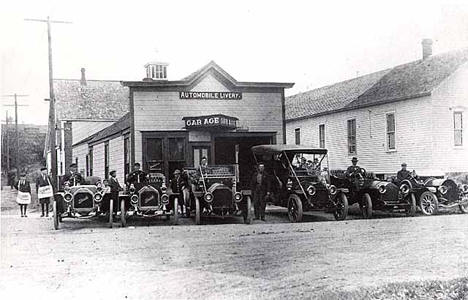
[[344, 157, 363, 178], [397, 163, 417, 182], [63, 163, 84, 187], [127, 162, 148, 190]]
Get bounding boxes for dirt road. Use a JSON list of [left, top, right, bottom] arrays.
[[1, 187, 467, 299]]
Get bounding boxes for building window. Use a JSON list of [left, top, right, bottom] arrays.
[[104, 142, 109, 179], [386, 113, 396, 150], [319, 124, 325, 148], [88, 147, 93, 176], [347, 119, 356, 155], [146, 138, 164, 173], [124, 136, 130, 182], [454, 112, 463, 146], [295, 128, 301, 145], [86, 155, 89, 177]]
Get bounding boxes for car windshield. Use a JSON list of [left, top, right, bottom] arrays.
[[285, 152, 330, 184]]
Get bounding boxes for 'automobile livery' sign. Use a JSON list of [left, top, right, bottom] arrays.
[[180, 91, 242, 100], [183, 114, 238, 130]]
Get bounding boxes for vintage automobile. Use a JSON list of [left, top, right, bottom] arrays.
[[53, 177, 112, 230], [251, 145, 349, 222], [423, 178, 468, 214], [331, 168, 416, 218], [392, 173, 436, 216], [187, 165, 252, 225], [119, 172, 178, 226]]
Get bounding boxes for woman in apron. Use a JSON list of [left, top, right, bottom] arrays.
[[15, 173, 31, 217], [36, 167, 54, 217]]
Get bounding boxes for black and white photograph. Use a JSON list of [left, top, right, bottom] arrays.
[[1, 0, 468, 299]]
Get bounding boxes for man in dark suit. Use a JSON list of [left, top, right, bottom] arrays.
[[345, 157, 363, 178], [36, 167, 53, 217], [62, 163, 84, 187], [250, 163, 271, 221], [106, 170, 122, 213], [127, 162, 147, 191]]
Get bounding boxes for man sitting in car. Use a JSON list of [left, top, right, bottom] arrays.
[[344, 157, 364, 178], [63, 163, 84, 187], [396, 163, 418, 183], [127, 162, 148, 190]]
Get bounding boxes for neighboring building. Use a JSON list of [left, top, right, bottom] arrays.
[[286, 40, 468, 177], [73, 61, 293, 187], [45, 68, 129, 176]]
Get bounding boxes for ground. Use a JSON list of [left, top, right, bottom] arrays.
[[1, 186, 467, 300]]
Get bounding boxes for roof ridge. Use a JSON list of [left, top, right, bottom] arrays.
[[53, 78, 124, 82]]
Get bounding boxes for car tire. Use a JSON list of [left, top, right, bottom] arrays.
[[53, 200, 59, 230], [406, 193, 417, 217], [360, 193, 373, 219], [173, 197, 179, 225], [288, 194, 303, 223], [244, 196, 252, 224], [120, 198, 126, 227], [458, 201, 468, 214], [419, 191, 438, 215], [333, 193, 349, 221], [108, 199, 113, 228], [195, 197, 201, 225]]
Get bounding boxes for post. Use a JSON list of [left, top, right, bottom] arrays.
[[6, 110, 10, 172], [14, 94, 20, 180], [47, 17, 58, 189]]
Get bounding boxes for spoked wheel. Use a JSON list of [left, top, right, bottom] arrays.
[[194, 197, 201, 225], [360, 193, 373, 219], [120, 198, 126, 227], [173, 197, 179, 225], [405, 193, 417, 217], [333, 193, 349, 221], [419, 191, 438, 215], [243, 196, 253, 224], [53, 200, 59, 230], [108, 199, 114, 228], [459, 201, 468, 214], [287, 194, 303, 223]]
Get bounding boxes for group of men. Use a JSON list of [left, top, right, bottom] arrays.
[[344, 156, 417, 182]]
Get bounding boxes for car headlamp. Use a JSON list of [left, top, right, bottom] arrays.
[[234, 192, 243, 202], [64, 192, 73, 202], [328, 185, 337, 195], [204, 193, 213, 203], [462, 184, 468, 194], [307, 185, 316, 196], [130, 194, 139, 205], [400, 184, 410, 195], [438, 185, 448, 195], [161, 194, 169, 205], [378, 184, 387, 194], [93, 193, 102, 202]]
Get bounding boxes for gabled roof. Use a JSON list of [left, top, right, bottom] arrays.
[[54, 79, 129, 120], [122, 60, 294, 89], [286, 48, 468, 121], [87, 112, 131, 145]]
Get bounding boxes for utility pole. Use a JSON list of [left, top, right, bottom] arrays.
[[5, 110, 10, 172], [25, 17, 72, 188], [2, 94, 29, 180]]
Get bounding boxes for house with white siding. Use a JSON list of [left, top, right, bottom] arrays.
[[286, 40, 468, 177], [46, 68, 129, 176]]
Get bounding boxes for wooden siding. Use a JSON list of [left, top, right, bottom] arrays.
[[92, 143, 105, 179], [109, 136, 125, 184], [72, 143, 88, 176], [286, 96, 434, 175]]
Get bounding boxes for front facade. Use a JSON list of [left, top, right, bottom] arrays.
[[74, 61, 293, 188], [286, 44, 468, 177]]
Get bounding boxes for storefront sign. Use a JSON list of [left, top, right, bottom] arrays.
[[180, 91, 242, 100], [183, 114, 238, 130]]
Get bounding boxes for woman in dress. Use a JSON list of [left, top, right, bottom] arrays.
[[15, 173, 31, 217]]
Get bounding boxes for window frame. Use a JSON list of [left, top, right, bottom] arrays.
[[386, 112, 396, 151], [104, 141, 110, 179], [454, 111, 463, 147], [347, 119, 357, 155], [319, 124, 325, 148], [295, 128, 301, 145]]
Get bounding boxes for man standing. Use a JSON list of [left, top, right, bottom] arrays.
[[250, 163, 271, 221], [108, 170, 122, 213], [63, 163, 84, 187], [170, 169, 190, 217], [36, 167, 53, 217], [127, 163, 147, 190]]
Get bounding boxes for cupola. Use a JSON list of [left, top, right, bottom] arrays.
[[144, 61, 168, 81]]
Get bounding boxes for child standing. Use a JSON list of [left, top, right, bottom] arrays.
[[15, 173, 31, 217]]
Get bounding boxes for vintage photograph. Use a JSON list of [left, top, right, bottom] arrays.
[[1, 0, 468, 299]]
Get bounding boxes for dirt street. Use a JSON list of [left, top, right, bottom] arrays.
[[1, 187, 467, 299]]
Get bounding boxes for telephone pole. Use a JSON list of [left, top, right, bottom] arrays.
[[2, 94, 29, 179], [25, 16, 72, 188]]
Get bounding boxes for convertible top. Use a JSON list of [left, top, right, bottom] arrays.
[[251, 144, 328, 155]]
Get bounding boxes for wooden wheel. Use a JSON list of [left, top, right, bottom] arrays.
[[243, 196, 252, 224], [173, 197, 179, 225], [108, 199, 114, 228], [53, 200, 59, 230], [360, 193, 373, 219], [287, 194, 303, 223], [195, 197, 201, 225], [120, 198, 126, 227]]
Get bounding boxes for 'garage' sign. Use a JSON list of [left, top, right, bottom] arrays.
[[180, 91, 242, 100], [183, 114, 238, 130]]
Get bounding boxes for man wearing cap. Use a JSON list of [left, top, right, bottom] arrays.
[[63, 163, 84, 187], [127, 163, 148, 190], [345, 157, 363, 178], [170, 169, 190, 217], [250, 163, 271, 221], [396, 163, 417, 183], [36, 167, 53, 217]]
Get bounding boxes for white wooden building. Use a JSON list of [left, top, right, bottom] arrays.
[[286, 40, 468, 177]]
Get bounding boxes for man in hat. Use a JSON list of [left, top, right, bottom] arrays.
[[345, 157, 363, 178], [107, 170, 122, 213], [36, 167, 53, 217], [250, 162, 271, 221], [396, 163, 418, 182], [127, 162, 147, 190], [170, 169, 191, 217], [63, 163, 84, 187]]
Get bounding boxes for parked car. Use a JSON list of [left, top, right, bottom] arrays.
[[331, 168, 416, 218], [119, 173, 178, 226], [187, 164, 252, 225], [251, 144, 349, 222], [423, 178, 468, 214], [392, 173, 437, 216], [53, 177, 112, 230]]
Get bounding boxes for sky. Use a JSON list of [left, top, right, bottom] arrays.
[[1, 0, 468, 125]]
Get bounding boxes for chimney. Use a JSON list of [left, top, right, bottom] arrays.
[[422, 39, 433, 60], [80, 68, 87, 86]]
